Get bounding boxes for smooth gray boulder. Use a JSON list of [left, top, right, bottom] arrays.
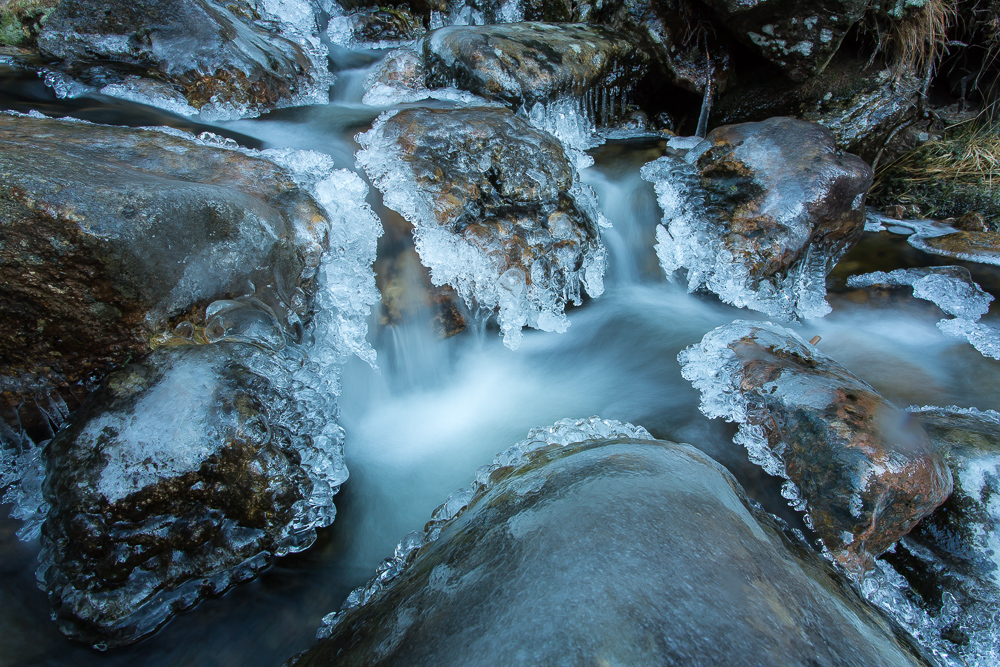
[[296, 418, 932, 666]]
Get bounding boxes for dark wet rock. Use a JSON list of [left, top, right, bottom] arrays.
[[326, 6, 424, 49], [39, 341, 327, 647], [358, 105, 606, 348], [36, 0, 316, 113], [699, 0, 867, 81], [909, 231, 1000, 267], [680, 321, 953, 575], [714, 55, 921, 163], [878, 405, 1000, 649], [642, 117, 873, 319], [585, 0, 734, 96], [0, 113, 328, 425], [298, 424, 932, 666], [423, 22, 647, 117]]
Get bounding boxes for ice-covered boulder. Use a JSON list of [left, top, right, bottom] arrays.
[[680, 321, 952, 575], [36, 0, 330, 117], [699, 0, 867, 81], [357, 106, 606, 349], [38, 342, 344, 647], [642, 117, 872, 320], [0, 113, 328, 431], [296, 417, 931, 666], [423, 23, 647, 120], [325, 6, 424, 50]]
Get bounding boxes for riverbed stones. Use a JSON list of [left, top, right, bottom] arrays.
[[423, 22, 647, 117], [0, 112, 328, 429], [357, 105, 605, 348], [39, 342, 323, 647], [298, 434, 931, 666], [680, 321, 953, 575], [36, 0, 316, 113]]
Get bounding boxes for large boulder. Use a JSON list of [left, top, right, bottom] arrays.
[[357, 106, 606, 349], [0, 113, 328, 431], [699, 0, 868, 81], [680, 321, 953, 575], [36, 0, 323, 115], [296, 418, 932, 666], [38, 341, 342, 647], [642, 117, 873, 319], [423, 22, 647, 119]]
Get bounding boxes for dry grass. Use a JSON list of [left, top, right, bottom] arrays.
[[864, 0, 958, 75], [870, 119, 1000, 221]]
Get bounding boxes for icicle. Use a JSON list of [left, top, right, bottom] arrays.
[[695, 53, 715, 139]]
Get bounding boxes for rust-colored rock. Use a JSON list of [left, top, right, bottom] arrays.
[[680, 321, 953, 574]]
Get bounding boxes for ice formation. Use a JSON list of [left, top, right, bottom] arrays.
[[847, 267, 1000, 360], [41, 0, 333, 120], [356, 107, 606, 349], [678, 319, 951, 574], [642, 120, 871, 321], [316, 416, 653, 639]]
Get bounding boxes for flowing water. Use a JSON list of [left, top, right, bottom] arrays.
[[3, 43, 1000, 666]]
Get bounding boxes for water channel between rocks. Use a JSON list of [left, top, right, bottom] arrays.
[[3, 46, 1000, 667]]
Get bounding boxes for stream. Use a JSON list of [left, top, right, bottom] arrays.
[[3, 38, 1000, 667]]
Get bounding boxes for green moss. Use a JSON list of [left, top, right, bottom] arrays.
[[0, 0, 59, 47]]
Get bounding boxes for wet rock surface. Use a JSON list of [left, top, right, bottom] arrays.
[[423, 22, 646, 117], [909, 231, 1000, 267], [37, 0, 316, 114], [299, 426, 931, 666], [357, 105, 606, 348], [643, 117, 873, 319], [879, 406, 1000, 652], [698, 0, 867, 81], [40, 342, 328, 647], [680, 321, 953, 574], [0, 112, 327, 420], [713, 55, 920, 163]]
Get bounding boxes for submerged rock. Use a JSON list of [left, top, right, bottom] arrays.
[[0, 113, 328, 424], [872, 405, 1000, 664], [357, 106, 606, 349], [909, 231, 1000, 267], [298, 417, 931, 666], [680, 321, 953, 574], [423, 22, 646, 120], [39, 341, 343, 647], [36, 0, 324, 115], [699, 0, 867, 81], [642, 117, 873, 319]]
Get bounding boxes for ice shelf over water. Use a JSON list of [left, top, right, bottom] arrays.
[[848, 267, 1000, 360], [316, 416, 654, 639]]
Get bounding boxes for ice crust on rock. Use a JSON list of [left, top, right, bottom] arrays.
[[679, 319, 951, 574], [316, 416, 653, 639], [642, 120, 872, 320], [356, 107, 606, 349], [39, 0, 333, 120], [848, 267, 1000, 359]]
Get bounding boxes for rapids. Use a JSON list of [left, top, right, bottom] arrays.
[[3, 41, 1000, 667]]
